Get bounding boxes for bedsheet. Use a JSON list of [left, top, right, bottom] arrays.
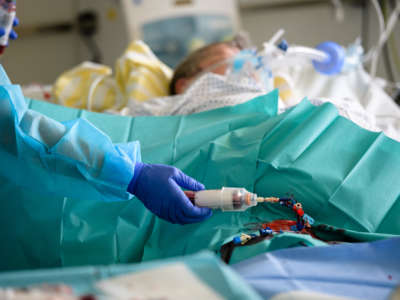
[[280, 62, 400, 141], [233, 238, 400, 300]]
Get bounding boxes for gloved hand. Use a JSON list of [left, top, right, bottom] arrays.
[[128, 162, 212, 224], [0, 17, 19, 40]]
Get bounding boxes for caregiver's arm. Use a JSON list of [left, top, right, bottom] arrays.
[[0, 66, 211, 223], [0, 79, 138, 202]]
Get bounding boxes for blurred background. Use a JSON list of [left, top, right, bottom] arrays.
[[1, 0, 399, 85]]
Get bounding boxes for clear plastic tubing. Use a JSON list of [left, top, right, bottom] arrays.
[[285, 42, 345, 75], [286, 46, 328, 62]]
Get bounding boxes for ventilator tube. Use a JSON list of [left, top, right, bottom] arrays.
[[287, 46, 329, 62], [277, 40, 345, 75]]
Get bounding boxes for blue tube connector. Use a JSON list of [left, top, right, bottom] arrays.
[[312, 41, 345, 75], [233, 236, 242, 245], [278, 39, 289, 52]]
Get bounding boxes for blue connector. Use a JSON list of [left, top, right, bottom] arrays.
[[312, 41, 345, 75], [303, 214, 315, 225], [296, 222, 305, 231], [278, 39, 288, 52], [233, 236, 242, 245], [259, 228, 273, 236]]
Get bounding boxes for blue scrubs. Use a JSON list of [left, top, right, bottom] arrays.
[[0, 65, 140, 202]]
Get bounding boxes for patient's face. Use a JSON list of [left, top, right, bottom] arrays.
[[198, 44, 240, 75], [176, 44, 240, 94]]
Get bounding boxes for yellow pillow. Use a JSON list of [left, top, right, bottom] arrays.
[[53, 40, 172, 112]]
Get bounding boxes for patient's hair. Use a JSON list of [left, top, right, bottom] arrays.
[[169, 34, 250, 95]]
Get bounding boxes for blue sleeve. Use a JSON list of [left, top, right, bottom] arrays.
[[0, 65, 140, 202]]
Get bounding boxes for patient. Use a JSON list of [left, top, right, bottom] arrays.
[[52, 34, 251, 112], [170, 35, 250, 95]]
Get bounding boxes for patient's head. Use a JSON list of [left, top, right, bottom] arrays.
[[170, 36, 249, 95]]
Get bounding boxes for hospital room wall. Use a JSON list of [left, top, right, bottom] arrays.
[[1, 0, 133, 85], [1, 0, 81, 85], [241, 3, 361, 49], [1, 0, 398, 85]]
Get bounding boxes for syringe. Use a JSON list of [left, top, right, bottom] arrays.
[[184, 187, 280, 212]]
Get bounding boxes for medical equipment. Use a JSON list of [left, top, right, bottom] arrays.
[[184, 187, 282, 212], [364, 0, 400, 102], [261, 29, 345, 75], [0, 0, 16, 54], [258, 31, 400, 140], [119, 0, 240, 67], [185, 188, 314, 231]]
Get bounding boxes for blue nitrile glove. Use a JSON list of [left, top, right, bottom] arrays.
[[128, 162, 212, 224], [0, 17, 19, 40]]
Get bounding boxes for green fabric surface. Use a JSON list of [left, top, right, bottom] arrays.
[[1, 89, 399, 271]]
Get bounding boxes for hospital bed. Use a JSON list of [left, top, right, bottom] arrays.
[[0, 239, 398, 299], [1, 57, 400, 298], [1, 5, 400, 297]]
